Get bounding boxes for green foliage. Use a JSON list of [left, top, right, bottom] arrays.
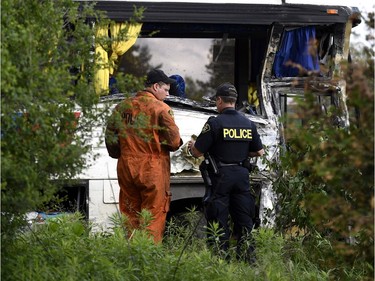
[[1, 0, 106, 234], [272, 13, 374, 280], [2, 212, 335, 281], [1, 0, 147, 237], [114, 72, 146, 95]]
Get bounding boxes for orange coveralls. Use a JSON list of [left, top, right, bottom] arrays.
[[112, 91, 182, 243]]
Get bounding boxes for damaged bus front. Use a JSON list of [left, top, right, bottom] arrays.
[[74, 0, 361, 229]]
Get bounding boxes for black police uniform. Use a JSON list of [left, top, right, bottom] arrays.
[[194, 107, 263, 259]]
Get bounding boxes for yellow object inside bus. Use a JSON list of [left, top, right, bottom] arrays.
[[95, 22, 142, 95]]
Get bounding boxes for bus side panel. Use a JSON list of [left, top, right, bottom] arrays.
[[88, 180, 119, 231]]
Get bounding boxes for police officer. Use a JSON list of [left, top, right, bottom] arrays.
[[188, 82, 264, 262]]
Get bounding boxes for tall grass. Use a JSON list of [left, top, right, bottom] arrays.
[[2, 211, 363, 281]]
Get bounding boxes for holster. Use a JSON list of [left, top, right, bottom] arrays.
[[199, 153, 219, 206], [242, 157, 257, 173], [199, 161, 212, 205]]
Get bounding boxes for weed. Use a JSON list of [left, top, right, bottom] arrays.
[[2, 210, 368, 281]]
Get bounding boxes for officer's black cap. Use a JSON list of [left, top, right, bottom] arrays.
[[215, 82, 238, 98], [146, 69, 176, 85]]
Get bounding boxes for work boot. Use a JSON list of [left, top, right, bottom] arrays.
[[236, 242, 256, 265], [246, 245, 256, 265]]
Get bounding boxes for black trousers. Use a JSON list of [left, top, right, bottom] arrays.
[[205, 165, 255, 258]]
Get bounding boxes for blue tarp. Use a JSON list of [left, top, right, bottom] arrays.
[[273, 26, 320, 77]]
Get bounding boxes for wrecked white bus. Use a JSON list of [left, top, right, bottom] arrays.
[[60, 0, 361, 230]]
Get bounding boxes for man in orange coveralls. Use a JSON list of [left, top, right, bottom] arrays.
[[106, 69, 182, 243]]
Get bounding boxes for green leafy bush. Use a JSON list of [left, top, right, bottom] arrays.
[[2, 212, 335, 281], [272, 19, 374, 280], [1, 0, 104, 234]]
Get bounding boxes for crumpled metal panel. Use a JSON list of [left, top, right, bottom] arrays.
[[170, 107, 212, 174]]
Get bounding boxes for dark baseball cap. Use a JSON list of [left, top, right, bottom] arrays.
[[146, 69, 176, 85], [215, 82, 238, 98]]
